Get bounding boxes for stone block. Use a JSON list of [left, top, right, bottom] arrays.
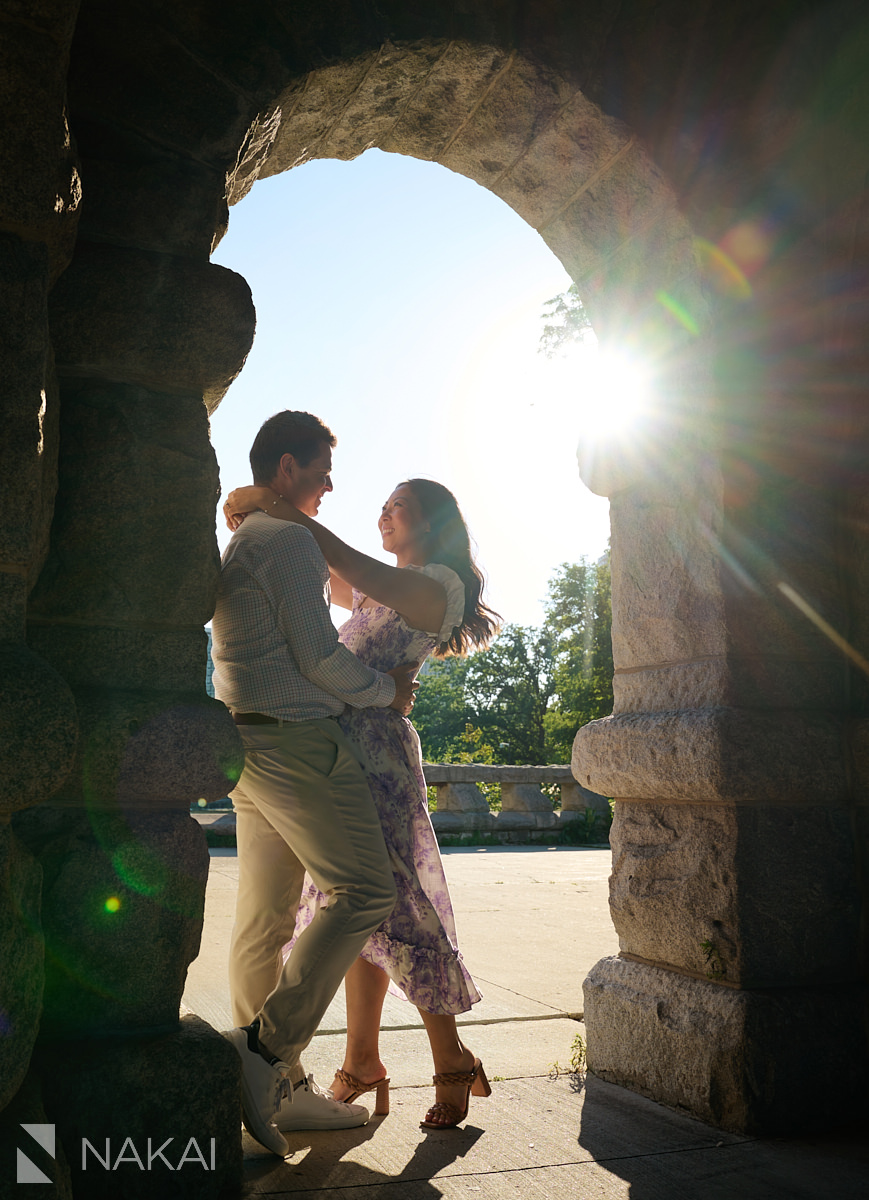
[[74, 120, 228, 259], [23, 810, 209, 1037], [0, 827, 43, 1113], [38, 1014, 242, 1200], [27, 380, 221, 626], [430, 811, 495, 835], [583, 955, 869, 1134], [607, 801, 861, 987], [0, 644, 77, 816], [612, 653, 845, 713], [0, 11, 81, 271], [27, 625, 211, 694], [500, 782, 550, 812], [560, 780, 610, 815], [44, 688, 242, 815], [48, 242, 255, 409], [433, 782, 490, 814], [0, 1068, 72, 1199], [572, 707, 847, 805], [490, 90, 633, 231], [495, 810, 558, 833], [68, 5, 256, 167], [326, 40, 459, 161], [608, 480, 728, 668]]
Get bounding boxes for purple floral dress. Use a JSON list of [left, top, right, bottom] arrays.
[[286, 563, 482, 1015]]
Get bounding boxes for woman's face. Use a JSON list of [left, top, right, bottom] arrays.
[[378, 485, 429, 559]]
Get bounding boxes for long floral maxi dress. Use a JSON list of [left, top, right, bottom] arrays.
[[285, 563, 482, 1015]]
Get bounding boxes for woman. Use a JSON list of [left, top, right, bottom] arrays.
[[224, 478, 500, 1130]]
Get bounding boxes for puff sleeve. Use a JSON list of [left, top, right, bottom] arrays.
[[407, 562, 466, 643]]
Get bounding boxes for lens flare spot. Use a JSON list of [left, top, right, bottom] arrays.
[[694, 238, 752, 300], [197, 798, 207, 808], [720, 220, 774, 276], [104, 896, 122, 914], [655, 290, 699, 335], [575, 348, 650, 438]]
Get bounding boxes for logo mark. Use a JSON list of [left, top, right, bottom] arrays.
[[18, 1124, 54, 1184]]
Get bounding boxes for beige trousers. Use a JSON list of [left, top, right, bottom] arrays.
[[228, 717, 396, 1079]]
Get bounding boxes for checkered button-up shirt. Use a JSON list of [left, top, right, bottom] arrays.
[[211, 512, 396, 720]]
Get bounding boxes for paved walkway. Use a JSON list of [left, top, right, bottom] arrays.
[[182, 846, 868, 1199]]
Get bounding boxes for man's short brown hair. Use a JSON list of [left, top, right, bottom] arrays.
[[249, 411, 336, 484]]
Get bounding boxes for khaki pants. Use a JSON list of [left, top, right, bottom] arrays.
[[228, 717, 396, 1080]]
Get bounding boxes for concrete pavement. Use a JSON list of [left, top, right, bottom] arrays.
[[182, 846, 868, 1199]]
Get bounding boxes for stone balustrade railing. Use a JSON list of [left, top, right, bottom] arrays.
[[200, 763, 611, 844], [423, 763, 611, 843]]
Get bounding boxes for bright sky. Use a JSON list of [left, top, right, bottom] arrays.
[[210, 149, 610, 627]]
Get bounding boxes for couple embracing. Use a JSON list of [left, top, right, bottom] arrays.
[[211, 410, 499, 1157]]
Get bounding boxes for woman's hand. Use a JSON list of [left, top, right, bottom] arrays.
[[223, 485, 273, 531]]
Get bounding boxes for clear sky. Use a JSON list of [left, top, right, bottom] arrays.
[[210, 149, 610, 627]]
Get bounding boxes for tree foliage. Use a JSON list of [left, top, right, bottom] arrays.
[[414, 553, 613, 765], [538, 282, 592, 359]]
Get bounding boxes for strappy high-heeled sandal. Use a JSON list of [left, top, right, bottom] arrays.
[[332, 1068, 391, 1115], [420, 1057, 491, 1129]]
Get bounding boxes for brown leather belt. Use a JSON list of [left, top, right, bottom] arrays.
[[232, 712, 280, 725]]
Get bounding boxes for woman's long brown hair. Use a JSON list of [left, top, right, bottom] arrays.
[[401, 478, 500, 656]]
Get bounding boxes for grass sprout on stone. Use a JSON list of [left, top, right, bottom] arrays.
[[700, 938, 726, 981], [549, 1032, 587, 1088]]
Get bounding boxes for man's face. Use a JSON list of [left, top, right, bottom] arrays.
[[283, 442, 333, 517]]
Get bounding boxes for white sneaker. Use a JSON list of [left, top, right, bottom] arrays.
[[275, 1074, 370, 1131], [223, 1026, 290, 1157]]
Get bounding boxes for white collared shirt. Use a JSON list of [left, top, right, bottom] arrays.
[[211, 512, 396, 720]]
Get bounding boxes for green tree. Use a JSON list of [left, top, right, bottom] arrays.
[[543, 553, 614, 761], [411, 655, 470, 762], [463, 624, 558, 765], [539, 282, 592, 358], [413, 554, 613, 765]]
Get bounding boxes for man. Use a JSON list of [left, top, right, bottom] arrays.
[[211, 410, 416, 1157]]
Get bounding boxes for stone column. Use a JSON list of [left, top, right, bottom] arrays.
[[0, 0, 80, 1143], [572, 240, 868, 1131]]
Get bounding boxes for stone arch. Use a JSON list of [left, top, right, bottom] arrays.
[[2, 2, 868, 1182]]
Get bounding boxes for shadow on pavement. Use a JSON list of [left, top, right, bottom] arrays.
[[241, 1115, 485, 1198], [576, 1074, 869, 1200]]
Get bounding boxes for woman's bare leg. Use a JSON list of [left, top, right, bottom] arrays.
[[418, 1009, 478, 1125], [330, 956, 390, 1099]]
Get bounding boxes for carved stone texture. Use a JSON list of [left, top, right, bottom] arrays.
[[40, 1014, 241, 1200], [0, 827, 43, 1114], [0, 645, 77, 817], [74, 121, 229, 260], [434, 782, 490, 814], [116, 703, 244, 811], [27, 626, 212, 695], [24, 809, 209, 1037], [0, 1, 81, 275], [573, 708, 847, 806], [45, 690, 242, 816], [27, 381, 221, 627], [0, 1068, 73, 1198], [49, 242, 255, 409], [584, 956, 869, 1134], [0, 233, 59, 595], [609, 480, 728, 670], [609, 802, 862, 988], [500, 782, 550, 812]]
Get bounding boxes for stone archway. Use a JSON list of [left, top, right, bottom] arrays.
[[2, 2, 868, 1189]]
